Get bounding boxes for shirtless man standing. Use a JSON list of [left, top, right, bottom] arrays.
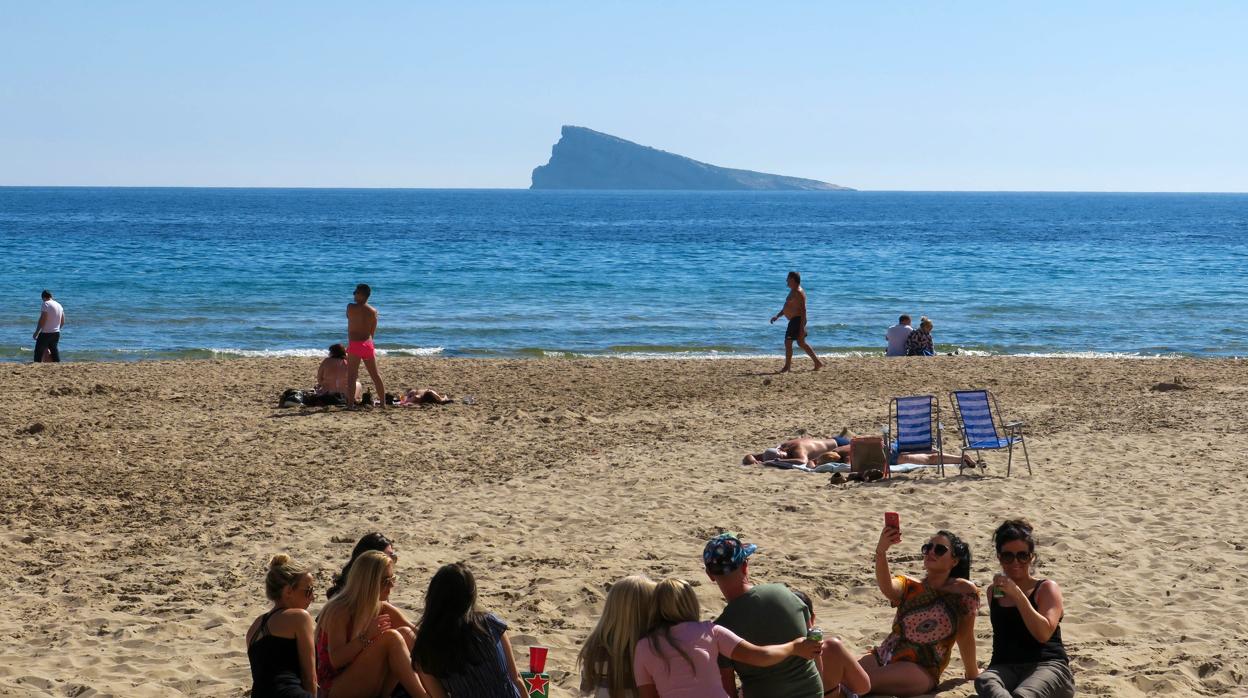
[[346, 283, 385, 408], [770, 271, 822, 373]]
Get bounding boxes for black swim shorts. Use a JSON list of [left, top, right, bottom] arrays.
[[785, 315, 804, 341]]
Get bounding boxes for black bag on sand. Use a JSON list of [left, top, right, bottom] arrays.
[[304, 392, 347, 407], [278, 389, 305, 408]]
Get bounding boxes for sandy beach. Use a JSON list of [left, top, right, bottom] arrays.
[[1, 356, 1246, 697]]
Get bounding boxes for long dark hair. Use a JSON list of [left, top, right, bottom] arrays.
[[937, 529, 972, 580], [327, 532, 392, 600], [413, 562, 493, 677]]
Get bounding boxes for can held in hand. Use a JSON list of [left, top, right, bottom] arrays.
[[807, 627, 823, 642]]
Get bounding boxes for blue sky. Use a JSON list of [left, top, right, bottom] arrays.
[[2, 2, 1245, 190]]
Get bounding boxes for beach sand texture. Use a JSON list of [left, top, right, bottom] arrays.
[[1, 357, 1245, 697]]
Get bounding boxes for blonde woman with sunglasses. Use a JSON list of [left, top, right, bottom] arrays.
[[976, 520, 1074, 698], [315, 550, 428, 698]]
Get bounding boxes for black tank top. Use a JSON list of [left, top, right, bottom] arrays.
[[989, 580, 1069, 665], [248, 610, 312, 698]]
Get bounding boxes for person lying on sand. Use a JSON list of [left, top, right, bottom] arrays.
[[743, 429, 855, 467], [401, 388, 453, 405], [745, 430, 977, 471], [743, 436, 848, 467]]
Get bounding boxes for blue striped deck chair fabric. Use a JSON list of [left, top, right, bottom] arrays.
[[950, 390, 1032, 476], [887, 395, 945, 477]]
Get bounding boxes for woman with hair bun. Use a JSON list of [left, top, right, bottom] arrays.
[[246, 554, 317, 698], [823, 525, 979, 697], [905, 317, 936, 356], [975, 520, 1074, 698]]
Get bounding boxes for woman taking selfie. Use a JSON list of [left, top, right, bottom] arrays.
[[822, 524, 979, 697], [975, 520, 1074, 698]]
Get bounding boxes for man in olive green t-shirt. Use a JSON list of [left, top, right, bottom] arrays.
[[704, 533, 823, 698]]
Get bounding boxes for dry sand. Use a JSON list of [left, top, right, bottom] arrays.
[[1, 356, 1246, 697]]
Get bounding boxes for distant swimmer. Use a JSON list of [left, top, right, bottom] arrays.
[[769, 271, 823, 373], [346, 284, 386, 409], [32, 289, 65, 363]]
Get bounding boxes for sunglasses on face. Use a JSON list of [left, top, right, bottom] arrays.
[[998, 551, 1033, 564], [921, 542, 950, 557]]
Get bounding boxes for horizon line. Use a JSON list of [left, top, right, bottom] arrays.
[[2, 185, 1246, 194]]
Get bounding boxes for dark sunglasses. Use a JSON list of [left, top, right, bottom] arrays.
[[998, 551, 1033, 564], [921, 542, 949, 557]]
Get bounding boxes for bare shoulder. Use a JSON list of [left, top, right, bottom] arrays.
[[274, 607, 315, 628], [245, 614, 263, 642], [950, 578, 979, 594], [1036, 579, 1064, 598]]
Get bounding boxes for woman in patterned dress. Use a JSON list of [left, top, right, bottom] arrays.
[[818, 524, 980, 697]]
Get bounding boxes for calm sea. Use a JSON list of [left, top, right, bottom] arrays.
[[2, 188, 1245, 361]]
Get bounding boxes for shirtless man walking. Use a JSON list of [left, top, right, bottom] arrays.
[[346, 283, 385, 409], [769, 271, 822, 372]]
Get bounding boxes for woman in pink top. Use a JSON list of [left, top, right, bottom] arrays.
[[633, 579, 821, 698]]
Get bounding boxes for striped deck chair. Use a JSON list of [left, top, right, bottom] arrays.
[[886, 395, 946, 477], [950, 390, 1031, 476]]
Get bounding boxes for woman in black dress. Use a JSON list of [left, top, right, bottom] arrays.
[[246, 554, 317, 698]]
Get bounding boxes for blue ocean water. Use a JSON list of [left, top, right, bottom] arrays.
[[1, 188, 1246, 361]]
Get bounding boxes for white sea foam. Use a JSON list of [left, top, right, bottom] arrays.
[[208, 347, 444, 358], [543, 348, 1194, 361]]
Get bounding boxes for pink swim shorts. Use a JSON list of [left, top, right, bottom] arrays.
[[347, 339, 375, 360]]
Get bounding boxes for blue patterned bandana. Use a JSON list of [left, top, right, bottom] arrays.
[[703, 533, 757, 575]]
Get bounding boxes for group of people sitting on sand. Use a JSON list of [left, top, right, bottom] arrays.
[[576, 523, 1073, 698], [248, 533, 528, 698], [310, 343, 452, 408], [249, 521, 1073, 698]]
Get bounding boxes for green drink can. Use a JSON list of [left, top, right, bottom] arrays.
[[807, 627, 823, 642]]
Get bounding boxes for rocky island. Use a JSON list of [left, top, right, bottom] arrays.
[[531, 126, 852, 191]]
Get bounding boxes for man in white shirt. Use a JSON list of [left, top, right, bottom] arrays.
[[33, 289, 65, 362], [884, 315, 912, 357]]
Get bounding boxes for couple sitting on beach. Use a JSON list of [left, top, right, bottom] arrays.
[[315, 344, 452, 407], [578, 524, 1073, 698], [246, 533, 526, 698]]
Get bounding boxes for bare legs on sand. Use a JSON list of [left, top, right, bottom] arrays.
[[346, 355, 386, 409], [780, 337, 823, 373]]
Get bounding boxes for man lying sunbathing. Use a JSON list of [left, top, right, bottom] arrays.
[[742, 436, 848, 467], [744, 431, 977, 470]]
